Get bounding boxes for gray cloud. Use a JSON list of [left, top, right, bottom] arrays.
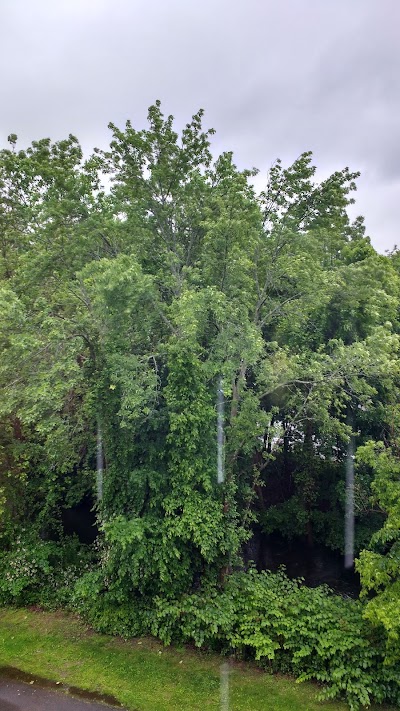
[[1, 0, 399, 251]]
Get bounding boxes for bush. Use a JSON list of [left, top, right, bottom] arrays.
[[72, 568, 154, 637], [68, 563, 400, 709], [0, 532, 94, 608], [150, 569, 400, 711]]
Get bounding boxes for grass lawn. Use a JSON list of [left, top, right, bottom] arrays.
[[0, 607, 395, 710]]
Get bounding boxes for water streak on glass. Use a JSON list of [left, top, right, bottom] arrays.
[[344, 432, 355, 569], [96, 419, 103, 501], [220, 661, 229, 710], [217, 377, 225, 484]]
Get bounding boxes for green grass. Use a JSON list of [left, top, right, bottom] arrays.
[[0, 607, 394, 710]]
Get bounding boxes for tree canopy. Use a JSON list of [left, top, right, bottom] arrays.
[[1, 103, 400, 709]]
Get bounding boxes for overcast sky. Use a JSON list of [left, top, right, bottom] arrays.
[[1, 0, 399, 252]]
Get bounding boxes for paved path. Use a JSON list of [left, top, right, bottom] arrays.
[[0, 678, 126, 711]]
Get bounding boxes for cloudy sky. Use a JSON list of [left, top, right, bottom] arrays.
[[1, 0, 399, 252]]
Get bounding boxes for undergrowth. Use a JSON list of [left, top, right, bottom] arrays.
[[1, 537, 399, 710]]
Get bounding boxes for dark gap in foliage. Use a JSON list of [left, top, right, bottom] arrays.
[[243, 528, 361, 597], [61, 495, 98, 544]]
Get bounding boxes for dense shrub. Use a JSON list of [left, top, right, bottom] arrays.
[[0, 532, 94, 608], [72, 566, 400, 710], [1, 526, 397, 709], [72, 567, 154, 638], [2, 535, 398, 710]]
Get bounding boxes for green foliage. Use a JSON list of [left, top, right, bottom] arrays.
[[74, 567, 399, 710], [1, 102, 400, 710], [355, 437, 400, 657], [0, 532, 93, 607], [151, 570, 400, 710]]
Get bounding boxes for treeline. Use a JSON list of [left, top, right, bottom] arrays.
[[0, 104, 399, 708]]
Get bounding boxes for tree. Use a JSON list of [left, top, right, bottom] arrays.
[[0, 101, 399, 620]]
